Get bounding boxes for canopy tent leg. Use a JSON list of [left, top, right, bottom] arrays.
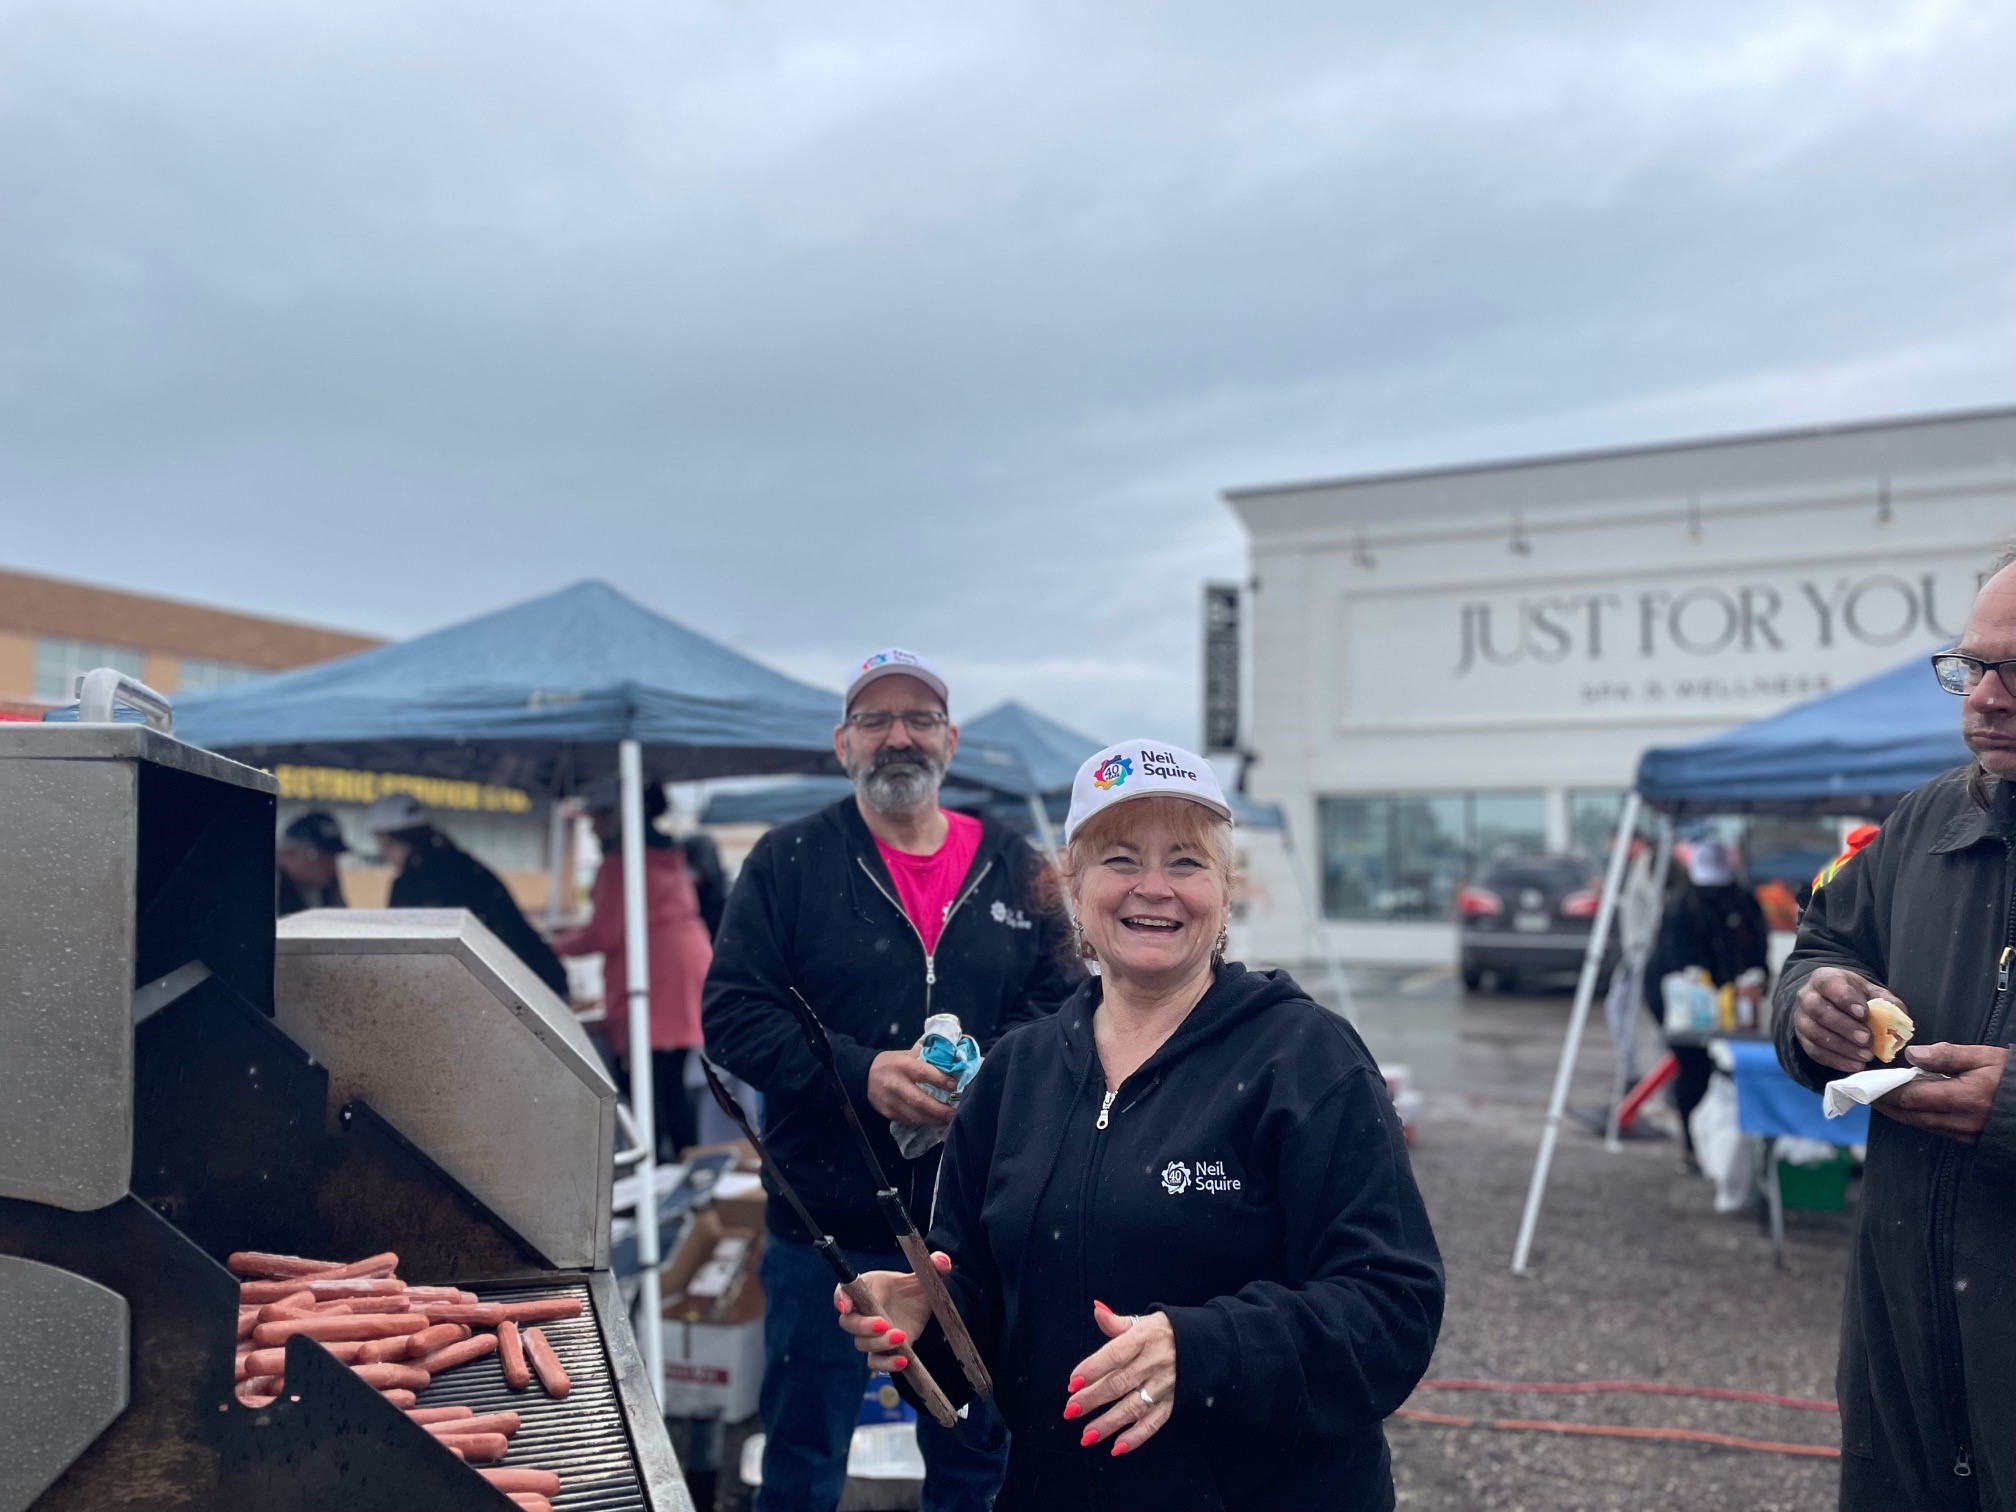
[[620, 740, 664, 1404], [544, 800, 570, 929], [1027, 793, 1063, 867], [1512, 792, 1640, 1275], [1605, 814, 1673, 1152], [1279, 814, 1356, 1024]]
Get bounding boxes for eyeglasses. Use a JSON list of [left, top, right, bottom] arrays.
[[1931, 653, 2016, 699], [842, 709, 950, 735]]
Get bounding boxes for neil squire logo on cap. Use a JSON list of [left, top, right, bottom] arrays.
[[1138, 747, 1200, 782], [1065, 737, 1233, 841], [1092, 754, 1133, 791]]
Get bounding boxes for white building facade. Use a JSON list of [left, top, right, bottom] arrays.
[[1227, 408, 2016, 967]]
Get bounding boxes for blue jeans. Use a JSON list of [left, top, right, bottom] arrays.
[[756, 1230, 1007, 1512]]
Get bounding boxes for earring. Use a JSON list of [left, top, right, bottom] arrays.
[[1213, 926, 1229, 962], [1073, 922, 1097, 962]]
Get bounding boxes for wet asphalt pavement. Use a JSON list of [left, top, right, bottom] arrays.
[[1361, 971, 1847, 1512]]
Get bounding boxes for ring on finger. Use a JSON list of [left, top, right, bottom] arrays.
[[1137, 1386, 1154, 1408]]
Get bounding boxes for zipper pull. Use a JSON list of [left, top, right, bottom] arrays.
[[925, 957, 936, 988], [1095, 1090, 1116, 1131], [1955, 1446, 1973, 1479], [2000, 949, 2011, 993]]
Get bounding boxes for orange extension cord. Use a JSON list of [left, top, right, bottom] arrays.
[[1395, 1378, 1841, 1460]]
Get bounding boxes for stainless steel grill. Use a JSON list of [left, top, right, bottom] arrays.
[[424, 1281, 648, 1512], [0, 713, 693, 1512]]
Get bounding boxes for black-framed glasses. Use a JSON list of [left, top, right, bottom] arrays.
[[1931, 653, 2016, 699], [842, 709, 950, 735]]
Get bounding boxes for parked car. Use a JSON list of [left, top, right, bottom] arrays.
[[1457, 854, 1618, 993]]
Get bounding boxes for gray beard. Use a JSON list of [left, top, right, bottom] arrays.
[[853, 751, 946, 816]]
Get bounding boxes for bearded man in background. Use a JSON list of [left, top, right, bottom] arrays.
[[703, 648, 1077, 1512]]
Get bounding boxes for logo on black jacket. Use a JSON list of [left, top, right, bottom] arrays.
[[1161, 1159, 1241, 1195], [990, 899, 1033, 931]]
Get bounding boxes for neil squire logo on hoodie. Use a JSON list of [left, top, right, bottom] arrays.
[[1161, 1159, 1241, 1195], [989, 899, 1033, 930]]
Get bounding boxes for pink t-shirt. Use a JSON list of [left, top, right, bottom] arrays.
[[874, 810, 983, 955]]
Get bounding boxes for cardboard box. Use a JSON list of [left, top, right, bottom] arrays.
[[662, 1206, 766, 1324], [661, 1315, 765, 1421]]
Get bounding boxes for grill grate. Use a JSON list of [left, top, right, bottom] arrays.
[[411, 1278, 650, 1512]]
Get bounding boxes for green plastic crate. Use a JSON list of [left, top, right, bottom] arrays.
[[1777, 1150, 1853, 1212]]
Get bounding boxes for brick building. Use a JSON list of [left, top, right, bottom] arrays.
[[0, 565, 380, 717]]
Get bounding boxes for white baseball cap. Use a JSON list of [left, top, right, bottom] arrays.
[[1685, 838, 1735, 887], [1064, 739, 1232, 842], [364, 792, 430, 833], [844, 648, 949, 715]]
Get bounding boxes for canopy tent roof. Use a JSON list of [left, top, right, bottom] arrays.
[[171, 580, 1036, 796], [1634, 648, 1967, 817], [699, 698, 1285, 830]]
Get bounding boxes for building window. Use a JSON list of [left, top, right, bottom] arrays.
[[33, 637, 145, 701], [1568, 789, 1637, 863], [1319, 791, 1547, 921], [177, 656, 259, 691]]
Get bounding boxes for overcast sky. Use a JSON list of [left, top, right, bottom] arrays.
[[3, 0, 2012, 744]]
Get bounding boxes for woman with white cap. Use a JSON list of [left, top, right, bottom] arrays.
[[835, 739, 1444, 1511]]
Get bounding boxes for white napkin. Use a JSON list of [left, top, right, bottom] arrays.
[[1823, 1066, 1926, 1118]]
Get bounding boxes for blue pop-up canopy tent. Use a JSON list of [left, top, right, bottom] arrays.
[[168, 579, 1033, 1388], [1514, 645, 1964, 1275], [700, 698, 1286, 833], [1634, 649, 1967, 816], [173, 580, 1037, 798]]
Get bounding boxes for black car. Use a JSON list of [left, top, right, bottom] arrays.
[[1457, 854, 1618, 992]]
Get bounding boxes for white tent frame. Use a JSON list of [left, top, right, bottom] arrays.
[[1511, 793, 1656, 1275]]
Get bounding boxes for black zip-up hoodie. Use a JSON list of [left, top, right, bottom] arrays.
[[913, 963, 1444, 1512], [702, 799, 1080, 1252]]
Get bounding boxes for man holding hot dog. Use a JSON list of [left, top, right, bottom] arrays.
[[703, 648, 1078, 1512], [1776, 550, 2016, 1512]]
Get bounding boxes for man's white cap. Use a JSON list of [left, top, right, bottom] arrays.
[[844, 648, 949, 715], [1064, 739, 1232, 842], [1685, 838, 1735, 887], [364, 793, 430, 833]]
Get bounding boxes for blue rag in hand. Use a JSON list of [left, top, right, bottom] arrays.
[[890, 1022, 982, 1159]]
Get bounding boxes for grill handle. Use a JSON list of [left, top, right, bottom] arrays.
[[75, 668, 174, 732]]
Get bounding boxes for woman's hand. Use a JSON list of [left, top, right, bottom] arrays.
[[1063, 1301, 1177, 1456], [833, 1252, 951, 1374]]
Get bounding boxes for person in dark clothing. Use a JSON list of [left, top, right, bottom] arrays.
[[1777, 557, 2016, 1511], [679, 830, 728, 940], [837, 740, 1443, 1512], [277, 810, 349, 917], [1643, 837, 1768, 1164], [365, 793, 571, 1000], [703, 648, 1080, 1512]]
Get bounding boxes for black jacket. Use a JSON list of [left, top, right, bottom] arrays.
[[1776, 767, 2016, 1510], [1643, 881, 1769, 1018], [916, 965, 1444, 1512], [277, 873, 345, 918], [387, 829, 571, 1000], [702, 799, 1079, 1252]]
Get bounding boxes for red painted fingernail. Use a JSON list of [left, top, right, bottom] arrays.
[[871, 1319, 889, 1334], [1111, 1440, 1132, 1457], [1069, 1374, 1085, 1392], [1081, 1427, 1100, 1447], [891, 1357, 908, 1370], [1093, 1299, 1110, 1312], [1063, 1402, 1082, 1420], [885, 1330, 906, 1346]]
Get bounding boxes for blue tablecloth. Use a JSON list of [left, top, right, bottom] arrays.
[[1726, 1040, 1868, 1144]]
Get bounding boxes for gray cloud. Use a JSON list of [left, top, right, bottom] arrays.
[[2, 0, 2011, 742]]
